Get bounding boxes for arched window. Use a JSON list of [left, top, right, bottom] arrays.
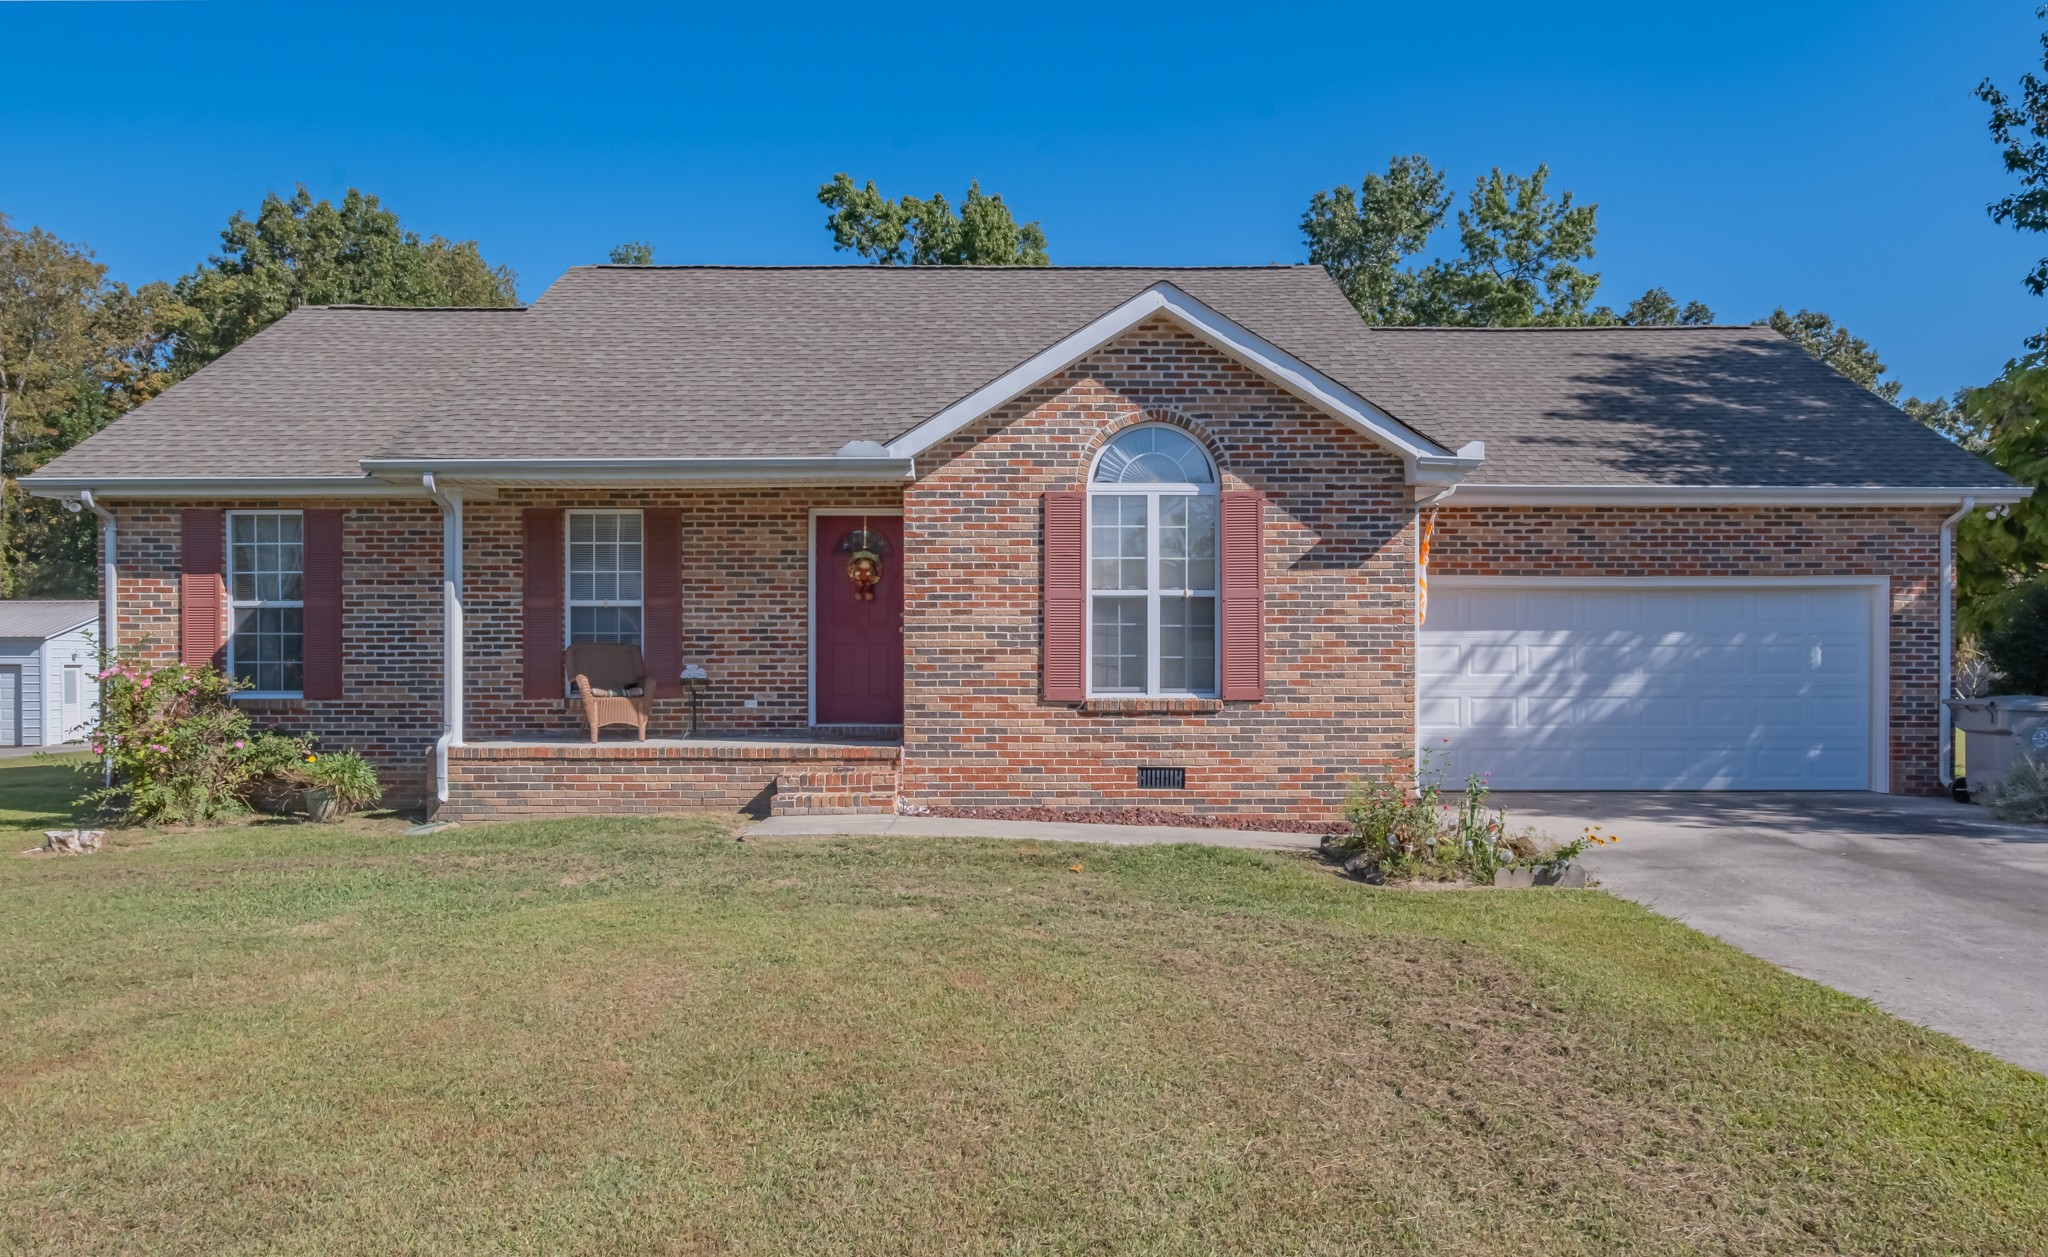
[[1087, 425, 1219, 695]]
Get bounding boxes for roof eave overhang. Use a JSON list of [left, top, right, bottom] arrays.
[[1446, 484, 2036, 507], [21, 475, 443, 501], [359, 455, 916, 486], [883, 282, 1482, 488]]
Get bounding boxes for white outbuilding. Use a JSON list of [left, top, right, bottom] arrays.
[[0, 601, 99, 748]]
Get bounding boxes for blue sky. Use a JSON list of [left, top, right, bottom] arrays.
[[6, 1, 2044, 400]]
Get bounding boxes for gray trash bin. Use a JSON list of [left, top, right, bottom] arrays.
[[1945, 696, 2048, 802]]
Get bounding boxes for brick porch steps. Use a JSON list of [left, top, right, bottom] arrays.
[[440, 736, 900, 822]]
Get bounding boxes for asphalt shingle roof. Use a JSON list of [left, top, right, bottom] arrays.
[[30, 265, 2014, 490], [1366, 324, 2004, 488]]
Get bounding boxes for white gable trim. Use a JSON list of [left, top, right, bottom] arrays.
[[883, 282, 1482, 485]]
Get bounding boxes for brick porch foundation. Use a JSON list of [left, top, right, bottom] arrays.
[[438, 737, 901, 822]]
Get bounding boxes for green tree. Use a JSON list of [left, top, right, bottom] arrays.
[[1305, 160, 1717, 329], [818, 175, 1049, 266], [1978, 8, 2048, 311], [0, 213, 181, 596], [1956, 358, 2048, 633], [170, 185, 518, 373], [608, 241, 655, 265], [1619, 287, 1715, 326], [1407, 165, 1603, 326], [1768, 308, 1900, 400], [1301, 155, 1452, 323]]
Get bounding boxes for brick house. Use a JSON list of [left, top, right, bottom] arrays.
[[24, 266, 2027, 821]]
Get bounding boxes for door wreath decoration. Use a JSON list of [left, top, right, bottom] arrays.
[[837, 523, 890, 602]]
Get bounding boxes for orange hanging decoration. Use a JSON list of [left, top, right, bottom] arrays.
[[845, 516, 884, 601]]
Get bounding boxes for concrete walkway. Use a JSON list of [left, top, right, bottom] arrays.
[[745, 813, 1322, 851], [1498, 792, 2048, 1075]]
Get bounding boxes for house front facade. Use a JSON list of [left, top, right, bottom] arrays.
[[24, 267, 2027, 821]]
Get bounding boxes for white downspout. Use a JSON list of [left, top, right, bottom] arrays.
[[1939, 496, 1977, 789], [1410, 483, 1457, 781], [79, 490, 116, 787], [422, 474, 464, 807]]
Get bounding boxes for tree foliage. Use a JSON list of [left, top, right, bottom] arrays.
[[1619, 287, 1715, 326], [169, 185, 518, 373], [1956, 358, 2048, 632], [608, 241, 655, 265], [1301, 155, 1451, 324], [818, 175, 1049, 266], [1303, 157, 1712, 328], [1409, 165, 1604, 326], [1978, 9, 2048, 309], [0, 213, 182, 596]]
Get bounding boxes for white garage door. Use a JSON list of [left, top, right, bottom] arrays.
[[1418, 583, 1881, 791]]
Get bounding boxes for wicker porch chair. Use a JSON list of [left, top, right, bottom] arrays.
[[564, 643, 654, 742]]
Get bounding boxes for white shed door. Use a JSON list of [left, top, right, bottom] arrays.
[[0, 666, 17, 747], [1418, 584, 1877, 791]]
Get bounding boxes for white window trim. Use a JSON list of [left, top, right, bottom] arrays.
[[563, 508, 648, 655], [225, 508, 306, 699], [1084, 427, 1221, 699]]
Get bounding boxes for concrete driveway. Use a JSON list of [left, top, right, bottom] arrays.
[[1496, 792, 2048, 1075]]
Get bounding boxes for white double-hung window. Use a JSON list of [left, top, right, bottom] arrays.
[[566, 510, 645, 646], [227, 510, 305, 695], [1087, 426, 1219, 696]]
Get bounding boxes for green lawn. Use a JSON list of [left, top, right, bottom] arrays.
[[1, 757, 2044, 1255]]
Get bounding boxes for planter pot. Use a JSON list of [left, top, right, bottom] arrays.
[[1493, 863, 1587, 889], [301, 788, 341, 823]]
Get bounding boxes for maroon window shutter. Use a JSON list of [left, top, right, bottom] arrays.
[[642, 509, 682, 698], [301, 510, 345, 699], [179, 509, 225, 668], [522, 509, 565, 699], [1042, 491, 1085, 702], [1219, 490, 1266, 701]]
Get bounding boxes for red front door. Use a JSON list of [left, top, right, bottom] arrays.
[[814, 515, 904, 726]]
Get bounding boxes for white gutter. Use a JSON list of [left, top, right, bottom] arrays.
[[1447, 484, 2035, 508], [421, 474, 465, 808], [1939, 496, 1979, 789], [360, 456, 915, 484], [24, 475, 431, 500], [77, 490, 116, 787]]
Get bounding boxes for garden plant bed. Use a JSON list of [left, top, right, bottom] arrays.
[[908, 803, 1343, 835], [2, 755, 2044, 1254]]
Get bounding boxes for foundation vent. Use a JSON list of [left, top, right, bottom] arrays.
[[1136, 766, 1186, 791]]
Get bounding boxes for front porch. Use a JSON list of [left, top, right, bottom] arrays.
[[438, 733, 902, 823]]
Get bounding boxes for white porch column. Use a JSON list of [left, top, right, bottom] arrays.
[[424, 476, 465, 804]]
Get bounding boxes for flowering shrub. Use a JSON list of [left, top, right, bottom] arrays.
[[1337, 759, 1528, 882], [1335, 754, 1609, 883], [76, 654, 264, 825], [74, 651, 383, 824]]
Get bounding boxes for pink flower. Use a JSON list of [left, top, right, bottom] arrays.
[[233, 739, 245, 749], [90, 745, 103, 755], [139, 678, 152, 689]]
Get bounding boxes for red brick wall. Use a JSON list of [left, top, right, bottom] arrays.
[[108, 486, 901, 806], [441, 741, 900, 822], [1426, 505, 1946, 795], [461, 486, 901, 740], [899, 314, 1418, 822], [110, 499, 445, 799]]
